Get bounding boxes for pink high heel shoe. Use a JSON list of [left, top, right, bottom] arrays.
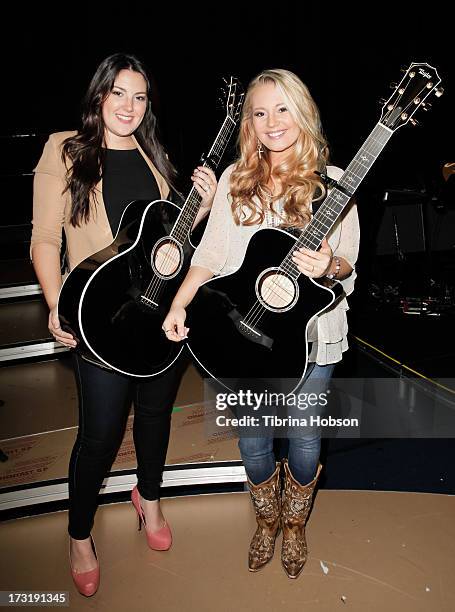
[[69, 535, 99, 597], [131, 486, 172, 551]]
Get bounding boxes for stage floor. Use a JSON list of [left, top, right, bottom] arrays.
[[1, 489, 454, 612]]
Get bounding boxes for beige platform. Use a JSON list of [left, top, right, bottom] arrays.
[[0, 358, 205, 440], [1, 360, 242, 493], [0, 406, 240, 489], [1, 489, 454, 611]]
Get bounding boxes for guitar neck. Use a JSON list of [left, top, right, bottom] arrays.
[[281, 122, 393, 278], [170, 115, 237, 243]]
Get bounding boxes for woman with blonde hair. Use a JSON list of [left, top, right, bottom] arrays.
[[163, 69, 359, 578]]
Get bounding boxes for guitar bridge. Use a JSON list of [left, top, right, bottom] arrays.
[[228, 309, 273, 349], [140, 295, 158, 309]]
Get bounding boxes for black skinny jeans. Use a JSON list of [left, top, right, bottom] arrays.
[[68, 354, 186, 540]]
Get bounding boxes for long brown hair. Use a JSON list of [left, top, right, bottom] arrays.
[[62, 53, 176, 226], [230, 69, 329, 228]]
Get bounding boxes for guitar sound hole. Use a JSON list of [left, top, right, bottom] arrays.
[[258, 270, 296, 311], [152, 239, 182, 278]]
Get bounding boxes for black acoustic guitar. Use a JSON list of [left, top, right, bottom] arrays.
[[185, 63, 443, 395], [58, 77, 244, 376]]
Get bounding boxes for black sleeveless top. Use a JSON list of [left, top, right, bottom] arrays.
[[102, 148, 161, 235]]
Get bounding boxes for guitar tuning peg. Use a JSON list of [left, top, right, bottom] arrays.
[[390, 82, 397, 89], [421, 102, 432, 111], [409, 118, 420, 126], [379, 98, 387, 105], [400, 65, 408, 74], [435, 87, 444, 97]]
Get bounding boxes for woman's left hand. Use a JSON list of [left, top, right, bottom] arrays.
[[292, 238, 333, 278], [191, 166, 217, 208]]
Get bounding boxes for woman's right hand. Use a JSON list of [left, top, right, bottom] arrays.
[[162, 306, 189, 342], [49, 306, 77, 348]]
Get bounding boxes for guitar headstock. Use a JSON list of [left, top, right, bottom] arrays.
[[220, 76, 245, 123], [380, 63, 442, 131]]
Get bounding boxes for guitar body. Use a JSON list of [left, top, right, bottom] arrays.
[[59, 199, 152, 365], [59, 199, 187, 375], [58, 77, 245, 376], [186, 228, 344, 395]]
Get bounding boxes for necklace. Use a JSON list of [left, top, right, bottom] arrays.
[[257, 183, 284, 228]]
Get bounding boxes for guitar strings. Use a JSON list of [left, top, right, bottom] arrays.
[[143, 189, 201, 302], [143, 118, 235, 300], [141, 120, 236, 303], [143, 121, 234, 300], [146, 88, 244, 272]]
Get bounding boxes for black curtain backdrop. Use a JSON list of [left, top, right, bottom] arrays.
[[5, 9, 451, 192]]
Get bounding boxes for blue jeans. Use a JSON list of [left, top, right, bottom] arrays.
[[238, 363, 335, 486]]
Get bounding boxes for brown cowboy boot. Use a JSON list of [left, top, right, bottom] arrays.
[[281, 460, 322, 579], [247, 463, 281, 572]]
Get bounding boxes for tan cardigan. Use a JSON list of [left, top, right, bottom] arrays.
[[31, 131, 170, 271]]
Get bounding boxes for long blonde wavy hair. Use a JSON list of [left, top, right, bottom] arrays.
[[230, 69, 329, 227]]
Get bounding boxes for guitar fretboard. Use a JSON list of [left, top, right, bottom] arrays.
[[280, 122, 393, 279], [171, 116, 237, 244]]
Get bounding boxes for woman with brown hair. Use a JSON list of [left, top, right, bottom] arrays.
[[31, 53, 216, 596]]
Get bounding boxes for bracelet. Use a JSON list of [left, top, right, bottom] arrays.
[[326, 255, 340, 280]]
